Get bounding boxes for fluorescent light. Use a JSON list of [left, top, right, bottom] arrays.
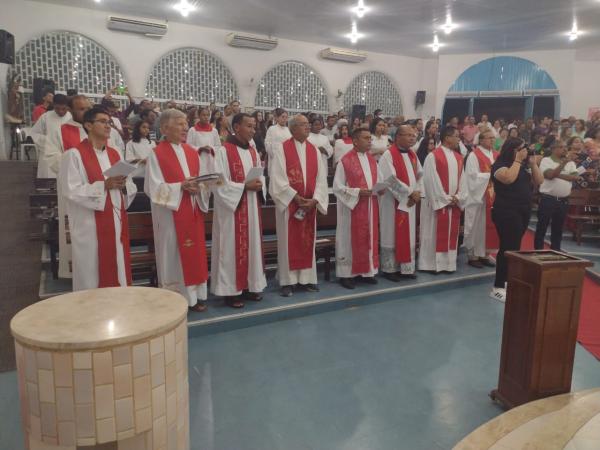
[[173, 0, 196, 17], [351, 0, 370, 18], [441, 13, 457, 34], [568, 20, 581, 41], [346, 21, 363, 44], [430, 35, 442, 52]]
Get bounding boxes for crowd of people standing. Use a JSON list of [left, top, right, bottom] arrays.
[[28, 88, 600, 308]]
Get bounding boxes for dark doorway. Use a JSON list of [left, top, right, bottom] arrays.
[[473, 97, 526, 123], [442, 98, 469, 125], [532, 97, 556, 121]]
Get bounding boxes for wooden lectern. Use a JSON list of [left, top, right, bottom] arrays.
[[490, 250, 592, 409]]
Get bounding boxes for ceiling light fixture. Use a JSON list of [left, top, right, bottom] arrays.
[[441, 13, 457, 34], [568, 20, 581, 41], [347, 21, 363, 44], [351, 0, 370, 18], [173, 0, 196, 17], [430, 35, 441, 52]]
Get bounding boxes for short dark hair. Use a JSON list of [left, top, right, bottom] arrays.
[[274, 108, 287, 118], [53, 94, 68, 106], [440, 126, 458, 142], [231, 112, 252, 129], [352, 127, 370, 139], [140, 109, 156, 120], [67, 94, 88, 109], [82, 106, 110, 130]]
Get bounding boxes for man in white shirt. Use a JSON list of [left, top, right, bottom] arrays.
[[534, 141, 579, 250], [307, 116, 333, 168], [321, 115, 337, 145]]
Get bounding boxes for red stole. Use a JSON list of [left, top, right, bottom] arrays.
[[75, 139, 132, 288], [390, 145, 418, 264], [223, 142, 264, 291], [433, 147, 463, 253], [341, 150, 379, 274], [61, 123, 84, 151], [283, 138, 318, 270], [194, 122, 212, 132], [154, 141, 208, 286], [342, 137, 353, 145], [473, 147, 499, 250]]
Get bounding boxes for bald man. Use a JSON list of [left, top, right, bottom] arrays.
[[269, 114, 329, 297]]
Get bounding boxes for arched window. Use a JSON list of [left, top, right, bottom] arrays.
[[344, 71, 402, 116], [15, 31, 126, 122], [145, 48, 238, 104], [254, 61, 329, 112]]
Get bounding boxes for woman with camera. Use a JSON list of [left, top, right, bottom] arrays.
[[490, 138, 544, 302]]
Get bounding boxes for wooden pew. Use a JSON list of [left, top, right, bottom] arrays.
[[566, 189, 600, 245]]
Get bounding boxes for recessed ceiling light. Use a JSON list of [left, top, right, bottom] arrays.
[[568, 20, 581, 41], [430, 35, 443, 52], [346, 21, 364, 44], [173, 0, 197, 17], [441, 13, 457, 35], [351, 0, 370, 19]]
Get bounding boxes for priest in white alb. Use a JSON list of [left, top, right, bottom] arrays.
[[333, 128, 384, 289], [379, 125, 424, 281], [211, 113, 266, 308], [418, 126, 464, 273], [459, 129, 499, 268], [60, 106, 137, 291], [269, 114, 329, 297], [186, 106, 220, 173], [48, 95, 91, 279], [29, 93, 72, 179], [145, 109, 211, 312]]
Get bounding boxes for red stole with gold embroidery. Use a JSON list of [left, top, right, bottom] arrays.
[[154, 141, 208, 286]]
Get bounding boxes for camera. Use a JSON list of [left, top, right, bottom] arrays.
[[526, 144, 537, 156]]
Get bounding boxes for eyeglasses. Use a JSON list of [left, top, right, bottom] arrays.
[[93, 119, 111, 125]]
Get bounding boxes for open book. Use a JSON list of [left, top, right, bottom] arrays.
[[189, 173, 225, 187]]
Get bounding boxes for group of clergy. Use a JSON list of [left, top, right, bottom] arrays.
[[36, 97, 500, 311]]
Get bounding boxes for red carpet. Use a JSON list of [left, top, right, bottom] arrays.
[[519, 231, 600, 360]]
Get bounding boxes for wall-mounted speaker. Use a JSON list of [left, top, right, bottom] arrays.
[[351, 104, 367, 122], [415, 90, 426, 106], [0, 30, 15, 65]]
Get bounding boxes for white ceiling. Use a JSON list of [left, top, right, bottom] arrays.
[[34, 0, 600, 58]]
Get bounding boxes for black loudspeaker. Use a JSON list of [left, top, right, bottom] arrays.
[[33, 78, 56, 104], [415, 90, 426, 106], [0, 30, 15, 65], [351, 104, 367, 122]]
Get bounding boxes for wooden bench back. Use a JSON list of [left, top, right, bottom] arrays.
[[568, 189, 600, 207]]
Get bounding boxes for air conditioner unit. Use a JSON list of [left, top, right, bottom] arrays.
[[225, 33, 278, 50], [479, 90, 524, 98], [319, 47, 367, 63], [107, 16, 168, 37]]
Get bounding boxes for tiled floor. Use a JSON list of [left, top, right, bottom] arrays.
[[2, 277, 598, 450]]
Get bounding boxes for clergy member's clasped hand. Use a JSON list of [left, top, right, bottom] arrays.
[[449, 195, 459, 206], [410, 190, 421, 203], [245, 179, 263, 192], [359, 189, 373, 197], [182, 178, 201, 194], [301, 198, 318, 210], [105, 175, 127, 190]]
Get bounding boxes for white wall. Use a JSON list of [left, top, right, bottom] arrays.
[[573, 61, 600, 119], [0, 0, 437, 118]]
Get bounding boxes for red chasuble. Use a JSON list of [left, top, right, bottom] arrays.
[[75, 139, 132, 288], [389, 145, 419, 264], [223, 142, 264, 291], [473, 147, 499, 250], [154, 141, 208, 286], [433, 147, 463, 253], [61, 123, 84, 151], [341, 150, 379, 274], [283, 138, 318, 271]]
